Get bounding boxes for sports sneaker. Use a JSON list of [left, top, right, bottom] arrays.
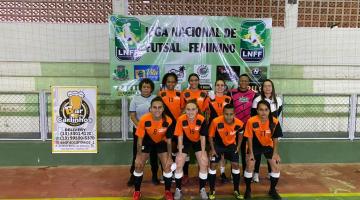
[[165, 190, 174, 200], [243, 189, 251, 200], [174, 188, 183, 200], [199, 187, 208, 200], [269, 189, 282, 200], [220, 173, 229, 183], [233, 190, 242, 200], [133, 191, 141, 200], [209, 191, 216, 200], [252, 173, 259, 183]]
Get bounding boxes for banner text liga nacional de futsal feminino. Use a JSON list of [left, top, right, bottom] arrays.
[[109, 15, 271, 97]]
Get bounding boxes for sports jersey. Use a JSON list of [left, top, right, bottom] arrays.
[[228, 89, 256, 124], [158, 90, 182, 121], [174, 114, 207, 142], [243, 115, 283, 149], [129, 94, 156, 120], [208, 95, 232, 123], [135, 113, 173, 143], [181, 89, 209, 113], [209, 116, 244, 147]]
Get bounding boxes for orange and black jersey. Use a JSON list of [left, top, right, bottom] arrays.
[[209, 116, 244, 147], [181, 89, 210, 113], [135, 113, 174, 144], [208, 95, 232, 123], [158, 90, 182, 122], [244, 115, 283, 149], [174, 114, 207, 142]]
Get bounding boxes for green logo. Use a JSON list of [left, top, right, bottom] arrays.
[[111, 16, 142, 61], [240, 20, 266, 62]]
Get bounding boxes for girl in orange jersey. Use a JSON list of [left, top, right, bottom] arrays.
[[208, 79, 232, 183], [132, 97, 175, 200], [159, 72, 182, 123], [159, 72, 182, 181], [173, 100, 209, 200], [180, 73, 210, 182], [208, 79, 232, 123], [181, 73, 210, 114], [243, 100, 283, 200]]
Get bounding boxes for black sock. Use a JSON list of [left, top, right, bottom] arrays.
[[232, 172, 240, 192], [175, 178, 182, 190], [208, 173, 216, 192], [199, 178, 207, 190], [245, 177, 252, 192], [183, 161, 189, 176], [134, 175, 143, 191], [270, 176, 279, 191], [164, 176, 172, 191]]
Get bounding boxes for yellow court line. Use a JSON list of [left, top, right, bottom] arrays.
[[281, 193, 360, 197]]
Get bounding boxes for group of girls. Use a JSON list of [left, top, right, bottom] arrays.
[[129, 72, 283, 200]]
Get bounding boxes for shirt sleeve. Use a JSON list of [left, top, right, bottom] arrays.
[[199, 120, 208, 136], [208, 120, 217, 138], [276, 97, 283, 117], [272, 122, 283, 138], [243, 121, 253, 138], [174, 120, 183, 137], [129, 96, 136, 112], [166, 118, 174, 139], [135, 117, 145, 138], [237, 121, 245, 135], [180, 91, 186, 110], [202, 95, 210, 111], [252, 96, 259, 108]]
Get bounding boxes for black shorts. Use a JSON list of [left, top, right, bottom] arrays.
[[180, 140, 202, 154], [253, 146, 274, 159], [210, 144, 239, 163], [142, 140, 168, 154]]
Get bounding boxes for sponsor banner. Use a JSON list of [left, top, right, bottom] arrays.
[[109, 15, 271, 96], [51, 86, 97, 153], [194, 64, 212, 90]]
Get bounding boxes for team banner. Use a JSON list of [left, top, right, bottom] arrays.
[[51, 86, 97, 153], [109, 15, 271, 97]]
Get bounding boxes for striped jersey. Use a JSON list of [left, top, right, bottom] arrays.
[[228, 88, 257, 124]]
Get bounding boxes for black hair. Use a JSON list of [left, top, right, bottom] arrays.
[[239, 73, 250, 80], [161, 72, 178, 89], [139, 78, 155, 93], [188, 73, 201, 89], [260, 79, 278, 109], [223, 103, 234, 111], [256, 100, 275, 134]]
